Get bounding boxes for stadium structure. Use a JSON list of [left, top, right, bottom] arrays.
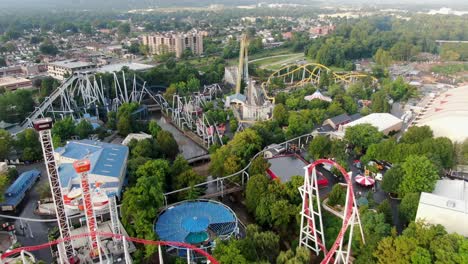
[[155, 199, 239, 258]]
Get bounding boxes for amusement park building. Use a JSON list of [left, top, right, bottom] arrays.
[[54, 139, 129, 198], [412, 85, 468, 142], [416, 179, 468, 236], [337, 113, 403, 137]]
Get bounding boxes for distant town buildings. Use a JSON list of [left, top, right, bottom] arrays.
[[0, 76, 32, 91], [47, 60, 96, 80], [310, 25, 336, 36], [142, 31, 204, 58], [416, 179, 468, 236]]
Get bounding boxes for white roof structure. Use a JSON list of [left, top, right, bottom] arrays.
[[49, 59, 95, 69], [304, 90, 332, 102], [413, 85, 468, 142], [121, 132, 152, 146], [342, 113, 403, 133], [416, 179, 468, 236], [96, 62, 154, 73]]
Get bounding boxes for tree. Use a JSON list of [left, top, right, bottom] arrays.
[[273, 104, 289, 126], [277, 246, 310, 264], [0, 129, 13, 160], [400, 126, 433, 144], [121, 160, 168, 258], [126, 156, 150, 185], [15, 129, 41, 162], [117, 23, 131, 37], [371, 90, 390, 113], [308, 135, 331, 159], [156, 131, 179, 160], [39, 40, 58, 55], [377, 200, 393, 225], [270, 199, 295, 233], [374, 48, 392, 67], [0, 174, 9, 202], [344, 124, 383, 152], [249, 156, 270, 176], [213, 239, 248, 264], [74, 120, 93, 139], [381, 164, 404, 195], [400, 193, 421, 223], [328, 184, 346, 206], [52, 117, 76, 141], [148, 120, 161, 138], [245, 174, 269, 213], [131, 139, 154, 158], [174, 169, 205, 191], [399, 155, 439, 197]]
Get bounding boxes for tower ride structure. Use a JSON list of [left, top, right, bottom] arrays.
[[72, 159, 102, 261], [33, 118, 75, 263]]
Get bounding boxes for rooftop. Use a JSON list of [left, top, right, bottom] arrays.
[[343, 113, 402, 132], [96, 62, 154, 73], [48, 60, 96, 69], [55, 140, 129, 187], [414, 85, 468, 142], [419, 179, 468, 214], [0, 76, 31, 86]]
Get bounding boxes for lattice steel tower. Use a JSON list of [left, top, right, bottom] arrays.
[[33, 118, 74, 263], [73, 159, 102, 262]]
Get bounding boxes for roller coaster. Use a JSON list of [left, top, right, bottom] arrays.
[[0, 232, 219, 264], [261, 62, 378, 104]]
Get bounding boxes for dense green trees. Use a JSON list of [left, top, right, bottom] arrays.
[[381, 164, 404, 194], [0, 90, 34, 123], [374, 222, 468, 264], [400, 193, 421, 223], [121, 159, 170, 258], [399, 155, 439, 196], [15, 129, 42, 162], [74, 120, 94, 139], [0, 129, 13, 160], [344, 124, 383, 153], [308, 135, 331, 160], [39, 40, 59, 55], [210, 129, 262, 177], [213, 225, 280, 263]]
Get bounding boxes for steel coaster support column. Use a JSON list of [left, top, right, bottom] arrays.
[[123, 236, 132, 264], [109, 195, 121, 246], [186, 248, 191, 264], [158, 245, 164, 264], [33, 119, 74, 263], [73, 159, 100, 260], [298, 166, 326, 256]]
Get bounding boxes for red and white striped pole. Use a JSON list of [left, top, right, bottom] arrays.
[[73, 159, 101, 261]]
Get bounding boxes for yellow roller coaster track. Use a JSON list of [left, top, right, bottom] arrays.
[[261, 63, 378, 104]]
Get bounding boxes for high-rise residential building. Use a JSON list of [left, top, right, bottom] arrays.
[[142, 31, 204, 58]]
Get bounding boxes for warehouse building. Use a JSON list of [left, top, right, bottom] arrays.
[[337, 113, 403, 137]]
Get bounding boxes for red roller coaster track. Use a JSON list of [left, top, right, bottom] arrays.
[[302, 159, 364, 264], [1, 232, 219, 264]]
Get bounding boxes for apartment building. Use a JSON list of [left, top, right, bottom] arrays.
[[142, 31, 204, 58], [47, 60, 96, 80]]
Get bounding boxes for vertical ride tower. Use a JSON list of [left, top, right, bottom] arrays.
[[73, 159, 102, 261], [33, 118, 74, 263]]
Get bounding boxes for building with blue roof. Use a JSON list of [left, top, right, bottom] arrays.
[[54, 139, 129, 198], [1, 170, 41, 211]]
